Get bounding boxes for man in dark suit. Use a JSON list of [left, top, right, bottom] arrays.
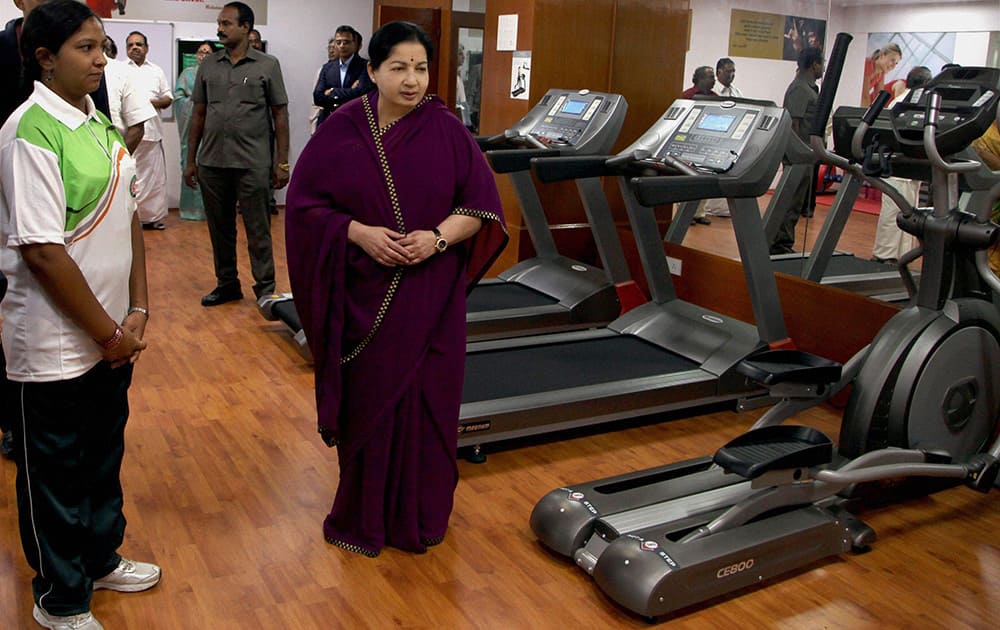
[[313, 25, 373, 126]]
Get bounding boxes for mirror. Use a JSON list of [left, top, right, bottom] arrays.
[[455, 27, 484, 133]]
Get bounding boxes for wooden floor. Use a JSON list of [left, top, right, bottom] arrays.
[[1, 200, 997, 629]]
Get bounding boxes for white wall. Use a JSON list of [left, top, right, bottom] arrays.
[[0, 1, 374, 208]]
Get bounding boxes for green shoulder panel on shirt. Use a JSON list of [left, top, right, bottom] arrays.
[[15, 103, 115, 231]]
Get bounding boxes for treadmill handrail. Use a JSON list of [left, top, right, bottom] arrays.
[[531, 154, 617, 182], [487, 147, 563, 174], [630, 174, 724, 206]]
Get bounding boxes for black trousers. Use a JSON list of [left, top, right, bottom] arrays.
[[770, 161, 818, 255], [198, 165, 276, 298], [12, 362, 133, 615]]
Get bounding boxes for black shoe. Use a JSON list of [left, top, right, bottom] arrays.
[[770, 246, 795, 256], [691, 216, 711, 225], [142, 221, 166, 231], [201, 285, 243, 307], [802, 209, 814, 218], [1, 430, 14, 460], [871, 256, 897, 265]]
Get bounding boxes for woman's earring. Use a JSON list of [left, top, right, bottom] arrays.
[[45, 69, 53, 82]]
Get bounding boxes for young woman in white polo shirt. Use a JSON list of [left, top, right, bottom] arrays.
[[0, 2, 159, 628]]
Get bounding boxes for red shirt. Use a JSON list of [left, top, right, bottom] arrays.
[[682, 86, 717, 99]]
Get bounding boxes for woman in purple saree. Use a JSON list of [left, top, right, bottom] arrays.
[[285, 22, 507, 557]]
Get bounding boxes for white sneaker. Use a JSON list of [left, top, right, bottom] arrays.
[[93, 557, 161, 592], [32, 605, 104, 630]]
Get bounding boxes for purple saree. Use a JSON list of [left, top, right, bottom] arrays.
[[285, 92, 507, 555]]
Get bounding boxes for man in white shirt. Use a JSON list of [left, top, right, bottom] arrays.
[[126, 30, 172, 230], [715, 57, 743, 98], [103, 35, 156, 153], [704, 57, 744, 217]]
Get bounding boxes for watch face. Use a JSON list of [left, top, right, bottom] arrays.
[[435, 237, 447, 252]]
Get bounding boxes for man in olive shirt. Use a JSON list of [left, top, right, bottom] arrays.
[[770, 46, 823, 255], [184, 1, 290, 306]]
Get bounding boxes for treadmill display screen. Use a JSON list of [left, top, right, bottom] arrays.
[[697, 113, 737, 133], [560, 99, 588, 116]]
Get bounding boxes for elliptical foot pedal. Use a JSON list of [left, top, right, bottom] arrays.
[[713, 425, 833, 479], [736, 349, 842, 386]]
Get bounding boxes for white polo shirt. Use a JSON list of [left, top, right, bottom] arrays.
[[0, 82, 137, 381]]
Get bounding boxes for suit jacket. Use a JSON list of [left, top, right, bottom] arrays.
[[0, 18, 29, 126], [313, 54, 373, 126]]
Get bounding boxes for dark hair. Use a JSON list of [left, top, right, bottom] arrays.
[[20, 0, 98, 84], [716, 57, 734, 72], [127, 30, 148, 47], [906, 66, 932, 89], [368, 21, 434, 69], [336, 25, 363, 50], [797, 46, 824, 71], [224, 2, 255, 32], [199, 39, 216, 53], [691, 66, 713, 85], [104, 35, 117, 57], [250, 29, 261, 38]]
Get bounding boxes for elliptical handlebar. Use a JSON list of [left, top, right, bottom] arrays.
[[851, 90, 892, 160], [808, 33, 916, 216], [810, 33, 853, 139], [921, 92, 982, 174]]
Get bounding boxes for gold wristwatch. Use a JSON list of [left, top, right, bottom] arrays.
[[433, 228, 448, 253]]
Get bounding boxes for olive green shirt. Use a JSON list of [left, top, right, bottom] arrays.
[[192, 47, 288, 168]]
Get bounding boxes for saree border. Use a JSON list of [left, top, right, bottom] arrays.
[[340, 94, 432, 365]]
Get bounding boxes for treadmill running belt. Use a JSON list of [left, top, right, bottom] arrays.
[[771, 254, 895, 277], [467, 282, 560, 313], [463, 336, 699, 402]]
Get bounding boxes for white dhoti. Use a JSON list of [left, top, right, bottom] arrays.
[[872, 176, 920, 261], [133, 139, 168, 224]]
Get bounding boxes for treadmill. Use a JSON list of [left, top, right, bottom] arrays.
[[458, 96, 794, 456], [762, 145, 912, 301], [468, 88, 642, 342], [669, 112, 908, 301], [258, 89, 639, 358]]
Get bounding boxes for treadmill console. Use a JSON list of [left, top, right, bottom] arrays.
[[623, 99, 781, 174], [511, 89, 627, 155], [656, 103, 772, 172]]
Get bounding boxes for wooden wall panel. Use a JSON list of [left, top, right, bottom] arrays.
[[481, 0, 535, 269], [604, 0, 691, 227]]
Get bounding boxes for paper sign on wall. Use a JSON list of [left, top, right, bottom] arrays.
[[510, 51, 531, 100], [497, 14, 518, 51]]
